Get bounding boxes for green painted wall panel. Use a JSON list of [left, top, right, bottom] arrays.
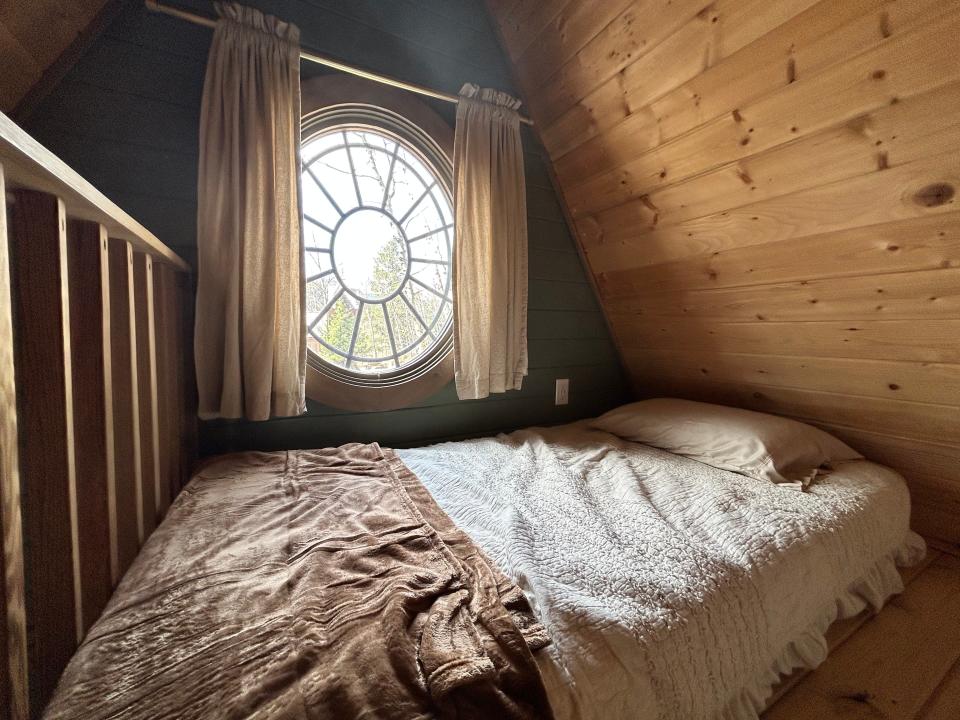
[[528, 217, 577, 254], [25, 0, 628, 455]]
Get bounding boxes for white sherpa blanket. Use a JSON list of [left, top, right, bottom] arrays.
[[398, 422, 925, 720]]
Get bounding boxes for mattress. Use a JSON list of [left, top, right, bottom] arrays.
[[398, 421, 925, 720]]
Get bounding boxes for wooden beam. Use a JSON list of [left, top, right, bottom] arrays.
[[132, 253, 159, 535], [107, 239, 141, 574], [65, 220, 114, 631], [0, 166, 28, 720], [7, 189, 80, 714]]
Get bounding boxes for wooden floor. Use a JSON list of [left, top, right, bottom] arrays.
[[763, 538, 960, 719]]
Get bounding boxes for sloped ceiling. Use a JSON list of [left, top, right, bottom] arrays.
[[0, 0, 110, 112], [486, 0, 960, 542]]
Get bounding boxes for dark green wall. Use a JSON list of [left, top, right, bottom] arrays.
[[24, 0, 628, 454]]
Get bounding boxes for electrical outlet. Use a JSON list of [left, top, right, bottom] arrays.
[[555, 378, 569, 406]]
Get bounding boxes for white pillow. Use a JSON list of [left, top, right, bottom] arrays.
[[590, 398, 862, 487]]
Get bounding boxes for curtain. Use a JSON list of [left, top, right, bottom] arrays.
[[452, 84, 528, 400], [194, 2, 306, 421]]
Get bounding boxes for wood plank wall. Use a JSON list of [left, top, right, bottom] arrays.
[[486, 0, 960, 543], [0, 187, 193, 718]]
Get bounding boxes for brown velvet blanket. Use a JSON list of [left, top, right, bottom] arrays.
[[44, 444, 553, 719]]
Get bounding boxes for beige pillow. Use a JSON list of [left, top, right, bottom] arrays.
[[590, 398, 862, 487]]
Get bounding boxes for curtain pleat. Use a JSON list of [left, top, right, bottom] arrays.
[[452, 83, 528, 400], [194, 1, 306, 420]]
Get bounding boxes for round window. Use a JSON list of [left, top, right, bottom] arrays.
[[299, 79, 456, 411], [302, 124, 453, 375]]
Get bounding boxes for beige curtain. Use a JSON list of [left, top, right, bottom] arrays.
[[453, 84, 528, 400], [194, 2, 306, 421]]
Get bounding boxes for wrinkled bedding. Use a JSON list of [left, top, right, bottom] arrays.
[[398, 422, 924, 720], [43, 444, 553, 720]]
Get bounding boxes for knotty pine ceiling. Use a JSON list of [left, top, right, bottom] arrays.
[[486, 0, 960, 543], [0, 0, 110, 112]]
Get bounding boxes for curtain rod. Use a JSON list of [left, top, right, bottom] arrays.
[[144, 0, 534, 126]]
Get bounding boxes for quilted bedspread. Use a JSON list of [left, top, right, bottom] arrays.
[[398, 422, 924, 720]]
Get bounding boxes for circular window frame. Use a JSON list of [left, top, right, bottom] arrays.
[[301, 75, 455, 412]]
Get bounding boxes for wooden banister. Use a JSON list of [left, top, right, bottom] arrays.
[[65, 220, 114, 631], [0, 114, 195, 718], [7, 189, 82, 714], [0, 163, 29, 720], [0, 111, 189, 272]]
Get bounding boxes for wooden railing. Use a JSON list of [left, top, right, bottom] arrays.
[[0, 111, 195, 719]]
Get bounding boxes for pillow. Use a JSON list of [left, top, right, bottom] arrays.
[[590, 398, 862, 487]]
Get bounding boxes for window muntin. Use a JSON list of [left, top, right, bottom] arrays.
[[302, 127, 453, 376]]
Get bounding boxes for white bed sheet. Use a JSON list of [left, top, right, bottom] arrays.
[[398, 422, 924, 720]]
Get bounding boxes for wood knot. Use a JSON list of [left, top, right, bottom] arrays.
[[872, 69, 886, 80], [888, 383, 900, 390], [640, 195, 659, 212], [913, 182, 955, 207], [879, 12, 892, 38]]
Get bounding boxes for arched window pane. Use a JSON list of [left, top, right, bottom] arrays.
[[302, 126, 453, 375]]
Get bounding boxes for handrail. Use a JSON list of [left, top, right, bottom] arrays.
[[0, 111, 190, 272]]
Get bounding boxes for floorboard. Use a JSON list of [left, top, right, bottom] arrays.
[[763, 542, 960, 718]]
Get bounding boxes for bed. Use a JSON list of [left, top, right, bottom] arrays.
[[43, 414, 923, 720], [400, 421, 924, 719]]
